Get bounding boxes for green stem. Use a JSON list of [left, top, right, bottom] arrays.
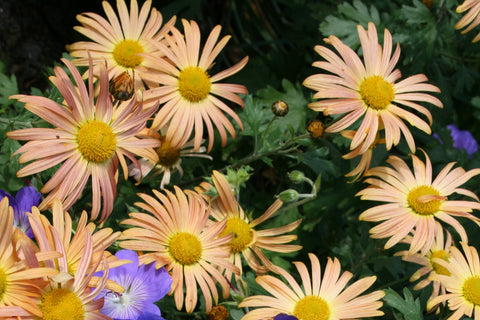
[[253, 115, 277, 156]]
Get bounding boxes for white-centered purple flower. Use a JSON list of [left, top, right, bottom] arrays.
[[97, 249, 172, 320], [0, 186, 41, 238], [434, 124, 478, 157]]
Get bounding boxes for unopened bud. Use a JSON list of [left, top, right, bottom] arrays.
[[207, 305, 229, 320], [277, 189, 299, 202], [307, 120, 324, 139], [271, 100, 289, 117], [288, 170, 305, 184], [109, 72, 134, 101]]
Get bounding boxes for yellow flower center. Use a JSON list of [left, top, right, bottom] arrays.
[[429, 250, 450, 276], [113, 39, 144, 68], [168, 232, 202, 265], [407, 185, 444, 216], [178, 66, 211, 102], [40, 288, 84, 320], [0, 268, 7, 301], [77, 120, 117, 163], [155, 137, 181, 167], [219, 217, 253, 253], [359, 75, 394, 110], [463, 276, 480, 306], [294, 295, 330, 320]]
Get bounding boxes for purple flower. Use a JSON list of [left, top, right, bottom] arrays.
[[446, 124, 478, 156], [97, 250, 172, 320], [0, 186, 41, 238], [274, 314, 298, 320]]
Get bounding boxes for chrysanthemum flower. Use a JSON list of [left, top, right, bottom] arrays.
[[428, 241, 480, 318], [196, 170, 302, 280], [341, 130, 386, 182], [97, 249, 172, 320], [119, 186, 239, 313], [303, 22, 443, 153], [394, 222, 453, 312], [128, 127, 212, 189], [141, 19, 249, 152], [0, 197, 59, 318], [8, 57, 159, 221], [357, 151, 480, 255], [239, 253, 385, 320], [456, 0, 480, 42], [0, 186, 41, 238], [67, 0, 175, 89]]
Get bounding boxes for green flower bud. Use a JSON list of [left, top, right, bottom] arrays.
[[288, 170, 305, 184], [277, 189, 299, 202]]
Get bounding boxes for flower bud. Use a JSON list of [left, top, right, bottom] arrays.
[[271, 100, 289, 117], [288, 170, 305, 184], [277, 189, 299, 202], [307, 120, 324, 139], [207, 305, 229, 320], [109, 72, 134, 101]]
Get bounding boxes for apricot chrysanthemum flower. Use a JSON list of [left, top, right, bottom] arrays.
[[67, 0, 175, 89], [394, 222, 453, 312], [239, 253, 385, 320], [128, 127, 212, 189], [0, 197, 59, 318], [142, 19, 249, 152], [357, 151, 480, 255], [119, 186, 239, 313], [456, 0, 480, 42], [196, 170, 302, 280], [8, 58, 159, 222], [303, 22, 443, 153], [428, 242, 480, 319]]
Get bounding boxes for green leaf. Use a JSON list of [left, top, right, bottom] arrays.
[[0, 73, 18, 109], [383, 287, 423, 320]]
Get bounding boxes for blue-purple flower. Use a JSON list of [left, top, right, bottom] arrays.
[[97, 249, 172, 320], [0, 186, 41, 238], [274, 315, 298, 320], [435, 124, 478, 157]]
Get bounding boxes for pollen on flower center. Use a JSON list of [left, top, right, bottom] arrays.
[[463, 277, 480, 306], [294, 295, 330, 320], [77, 120, 117, 163], [359, 75, 394, 110], [168, 232, 202, 265], [407, 185, 444, 216], [219, 217, 253, 253], [40, 288, 85, 320], [156, 137, 181, 167], [178, 66, 211, 103], [113, 40, 144, 68], [0, 268, 6, 301], [429, 250, 451, 276]]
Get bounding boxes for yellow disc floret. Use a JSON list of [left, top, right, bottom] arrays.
[[407, 185, 444, 216], [40, 288, 84, 320], [463, 276, 480, 306], [113, 40, 144, 68], [77, 120, 117, 163], [219, 217, 253, 253], [294, 295, 330, 320], [429, 250, 451, 276], [169, 232, 203, 265], [156, 137, 181, 167], [178, 66, 211, 102], [359, 75, 394, 110], [0, 268, 6, 301]]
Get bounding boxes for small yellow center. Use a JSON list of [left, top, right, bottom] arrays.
[[463, 277, 480, 306], [219, 217, 253, 253], [40, 288, 84, 320], [429, 250, 450, 276], [178, 66, 211, 102], [155, 137, 181, 168], [77, 120, 117, 163], [294, 295, 330, 320], [359, 75, 394, 110], [168, 232, 202, 265], [113, 40, 144, 68], [407, 185, 443, 216], [0, 268, 7, 301]]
